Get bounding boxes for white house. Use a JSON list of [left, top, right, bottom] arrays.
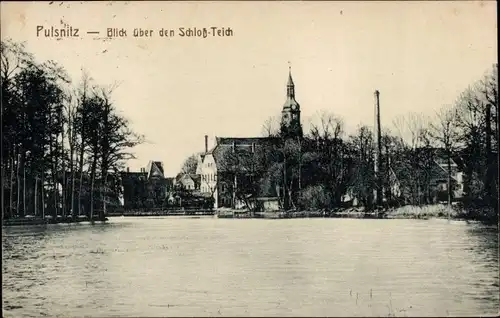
[[197, 136, 218, 207]]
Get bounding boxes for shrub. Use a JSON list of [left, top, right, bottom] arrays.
[[298, 185, 332, 210]]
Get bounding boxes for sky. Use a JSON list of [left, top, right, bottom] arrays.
[[1, 1, 497, 177]]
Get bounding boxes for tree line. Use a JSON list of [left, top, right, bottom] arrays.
[[1, 39, 143, 220], [212, 64, 498, 220]]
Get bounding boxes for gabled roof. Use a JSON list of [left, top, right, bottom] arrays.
[[216, 137, 276, 145], [211, 137, 280, 172], [177, 173, 201, 186], [146, 161, 165, 179]]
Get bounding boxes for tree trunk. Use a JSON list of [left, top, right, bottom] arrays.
[[34, 177, 38, 217], [102, 171, 108, 220], [1, 149, 5, 219], [283, 154, 288, 210], [51, 151, 58, 218], [22, 156, 26, 217], [68, 112, 76, 218], [41, 172, 45, 219], [447, 152, 452, 208], [78, 74, 88, 217], [485, 103, 492, 203], [298, 137, 302, 191], [9, 147, 14, 218], [232, 174, 237, 209], [70, 156, 76, 218], [90, 154, 97, 221], [16, 152, 20, 217], [78, 145, 84, 216], [61, 125, 66, 217], [288, 179, 295, 209]]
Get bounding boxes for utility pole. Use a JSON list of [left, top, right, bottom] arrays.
[[374, 90, 383, 208]]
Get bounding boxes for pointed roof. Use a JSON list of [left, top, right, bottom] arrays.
[[283, 65, 300, 110], [287, 65, 294, 86], [146, 161, 165, 179]]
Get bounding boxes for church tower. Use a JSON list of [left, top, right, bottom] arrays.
[[280, 65, 303, 139]]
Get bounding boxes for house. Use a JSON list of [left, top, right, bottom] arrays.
[[433, 156, 464, 199], [197, 137, 218, 201], [389, 150, 464, 204], [121, 161, 168, 209], [176, 173, 201, 191]]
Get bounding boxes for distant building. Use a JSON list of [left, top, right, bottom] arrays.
[[389, 150, 465, 205], [176, 173, 201, 191], [121, 161, 168, 209], [197, 68, 301, 210], [197, 138, 218, 197]]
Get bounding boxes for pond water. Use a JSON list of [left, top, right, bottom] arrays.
[[2, 217, 499, 317]]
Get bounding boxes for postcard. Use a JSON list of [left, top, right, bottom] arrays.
[[1, 1, 498, 317]]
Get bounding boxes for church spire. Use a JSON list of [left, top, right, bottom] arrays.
[[287, 62, 295, 98], [287, 62, 294, 86], [281, 62, 303, 139]]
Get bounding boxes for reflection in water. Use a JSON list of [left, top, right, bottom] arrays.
[[2, 217, 499, 317]]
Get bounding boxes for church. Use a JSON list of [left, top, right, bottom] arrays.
[[197, 67, 303, 209]]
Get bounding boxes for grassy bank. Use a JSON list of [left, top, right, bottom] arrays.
[[216, 204, 497, 223], [383, 204, 458, 220]]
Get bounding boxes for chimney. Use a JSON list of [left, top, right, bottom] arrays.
[[127, 167, 130, 172], [252, 142, 255, 153], [232, 141, 236, 153], [205, 135, 208, 153]]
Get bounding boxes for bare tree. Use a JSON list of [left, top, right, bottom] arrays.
[[348, 125, 375, 209], [76, 70, 92, 217], [392, 112, 434, 205], [307, 111, 350, 207], [180, 154, 198, 175], [261, 115, 281, 137], [429, 105, 459, 207]]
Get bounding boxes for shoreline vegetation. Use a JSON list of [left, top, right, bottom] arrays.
[[215, 204, 496, 223], [3, 204, 495, 226], [1, 40, 498, 229], [1, 40, 144, 225]]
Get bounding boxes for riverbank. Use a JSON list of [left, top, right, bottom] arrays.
[[106, 210, 215, 217], [216, 204, 496, 223], [5, 204, 493, 225], [2, 215, 109, 227]]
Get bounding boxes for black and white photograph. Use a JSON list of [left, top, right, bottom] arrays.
[[1, 1, 498, 317]]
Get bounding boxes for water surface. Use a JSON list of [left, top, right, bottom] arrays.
[[2, 217, 499, 317]]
